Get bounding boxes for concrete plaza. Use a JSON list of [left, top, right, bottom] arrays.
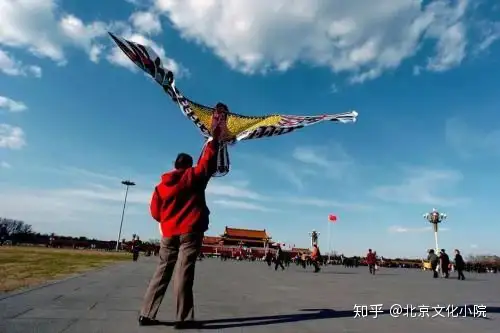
[[1, 257, 499, 332]]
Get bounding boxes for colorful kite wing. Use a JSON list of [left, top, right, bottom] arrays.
[[109, 32, 358, 144]]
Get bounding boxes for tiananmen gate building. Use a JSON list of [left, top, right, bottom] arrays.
[[201, 227, 274, 257]]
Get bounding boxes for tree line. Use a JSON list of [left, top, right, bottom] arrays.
[[0, 217, 160, 251]]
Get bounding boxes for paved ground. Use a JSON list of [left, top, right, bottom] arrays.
[[1, 257, 499, 333]]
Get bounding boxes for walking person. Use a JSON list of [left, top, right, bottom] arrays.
[[428, 249, 439, 278], [274, 244, 285, 270], [310, 244, 321, 273], [454, 249, 466, 280], [440, 249, 450, 278], [366, 249, 376, 275], [138, 130, 220, 329]]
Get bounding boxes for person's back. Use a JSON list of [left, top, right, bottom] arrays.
[[139, 137, 219, 329], [441, 252, 450, 265], [311, 246, 319, 259], [310, 245, 320, 272], [455, 252, 464, 268], [428, 252, 438, 264], [150, 141, 218, 237], [276, 247, 283, 259], [366, 251, 376, 264]]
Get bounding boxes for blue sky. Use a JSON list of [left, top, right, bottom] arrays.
[[1, 0, 500, 258]]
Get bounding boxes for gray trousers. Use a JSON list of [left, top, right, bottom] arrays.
[[140, 232, 203, 322]]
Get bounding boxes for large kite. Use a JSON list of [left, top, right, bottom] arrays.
[[109, 33, 358, 176]]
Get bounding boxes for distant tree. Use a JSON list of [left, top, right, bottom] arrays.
[[0, 218, 36, 244], [0, 218, 33, 235], [148, 239, 160, 246]]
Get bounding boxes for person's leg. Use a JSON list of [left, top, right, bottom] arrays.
[[174, 232, 203, 325], [313, 260, 320, 272], [140, 237, 179, 322]]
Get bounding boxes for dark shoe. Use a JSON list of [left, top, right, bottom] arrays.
[[174, 321, 200, 329], [138, 316, 159, 326]]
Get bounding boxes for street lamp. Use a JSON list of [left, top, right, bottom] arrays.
[[423, 208, 447, 252], [308, 229, 320, 248], [263, 237, 270, 255], [115, 180, 136, 251]]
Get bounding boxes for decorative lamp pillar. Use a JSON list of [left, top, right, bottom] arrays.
[[423, 208, 447, 252], [263, 237, 270, 255], [308, 229, 320, 248]]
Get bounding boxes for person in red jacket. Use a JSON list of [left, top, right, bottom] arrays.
[[138, 128, 220, 329], [366, 249, 376, 275], [310, 244, 321, 273]]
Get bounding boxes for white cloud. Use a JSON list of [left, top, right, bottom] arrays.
[[1, 161, 11, 169], [153, 0, 496, 82], [130, 11, 162, 35], [0, 49, 41, 77], [370, 167, 467, 206], [106, 30, 187, 77], [237, 152, 305, 189], [0, 184, 150, 238], [476, 21, 500, 53], [0, 96, 27, 112], [58, 14, 108, 62], [212, 199, 273, 212], [470, 244, 478, 249], [282, 197, 372, 211], [0, 0, 110, 64], [206, 180, 264, 200], [0, 0, 66, 62], [330, 84, 339, 94], [0, 124, 26, 149], [0, 0, 183, 72], [426, 23, 466, 72], [292, 143, 353, 180], [445, 117, 500, 158], [388, 225, 449, 233]]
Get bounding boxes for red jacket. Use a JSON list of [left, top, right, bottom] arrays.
[[366, 252, 376, 265], [150, 140, 218, 237]]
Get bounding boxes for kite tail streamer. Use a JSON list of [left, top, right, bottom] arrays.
[[216, 143, 230, 177], [199, 139, 230, 177]]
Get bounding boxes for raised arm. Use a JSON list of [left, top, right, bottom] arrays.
[[193, 138, 219, 178]]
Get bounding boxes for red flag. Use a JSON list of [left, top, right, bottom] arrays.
[[328, 214, 337, 222]]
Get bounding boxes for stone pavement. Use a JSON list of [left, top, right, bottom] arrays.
[[1, 257, 499, 333]]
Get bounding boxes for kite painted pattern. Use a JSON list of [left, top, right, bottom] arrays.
[[108, 32, 358, 176]]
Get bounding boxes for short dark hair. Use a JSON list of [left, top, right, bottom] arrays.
[[215, 102, 228, 111], [174, 153, 193, 169]]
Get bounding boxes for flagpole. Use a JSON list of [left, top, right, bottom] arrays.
[[327, 219, 331, 262]]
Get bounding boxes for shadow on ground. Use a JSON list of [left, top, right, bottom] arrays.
[[162, 306, 500, 330]]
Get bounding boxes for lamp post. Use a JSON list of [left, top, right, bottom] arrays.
[[263, 237, 270, 255], [115, 180, 136, 251], [423, 208, 447, 252], [309, 229, 320, 248]]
